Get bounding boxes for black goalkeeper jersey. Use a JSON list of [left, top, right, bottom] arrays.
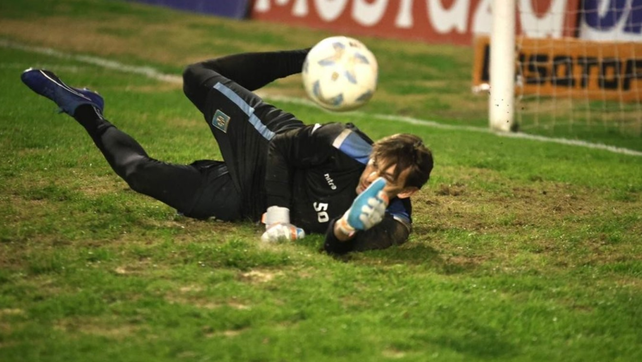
[[187, 48, 414, 253], [265, 122, 412, 235]]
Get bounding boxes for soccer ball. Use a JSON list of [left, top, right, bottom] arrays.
[[302, 36, 378, 112]]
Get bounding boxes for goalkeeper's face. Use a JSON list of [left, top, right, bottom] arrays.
[[357, 158, 417, 199]]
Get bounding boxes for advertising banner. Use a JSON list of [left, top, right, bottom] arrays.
[[473, 36, 642, 102], [251, 0, 579, 46], [578, 0, 642, 42], [131, 0, 250, 19]]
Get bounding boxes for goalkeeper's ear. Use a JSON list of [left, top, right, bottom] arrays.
[[396, 187, 418, 199]]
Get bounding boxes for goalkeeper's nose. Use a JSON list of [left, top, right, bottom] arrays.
[[364, 170, 379, 186]]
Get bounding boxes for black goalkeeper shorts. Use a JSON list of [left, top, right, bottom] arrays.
[[180, 160, 242, 221]]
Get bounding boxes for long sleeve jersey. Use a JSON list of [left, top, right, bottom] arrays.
[[265, 122, 413, 254]]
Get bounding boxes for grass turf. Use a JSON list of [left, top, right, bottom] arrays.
[[0, 1, 641, 361]]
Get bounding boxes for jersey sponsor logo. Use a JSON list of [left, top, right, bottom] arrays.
[[212, 109, 230, 133], [324, 173, 337, 190]]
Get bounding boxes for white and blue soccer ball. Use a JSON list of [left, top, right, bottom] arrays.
[[302, 36, 378, 112]]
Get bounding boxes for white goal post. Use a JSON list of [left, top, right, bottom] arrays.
[[486, 0, 642, 135], [489, 0, 516, 132]]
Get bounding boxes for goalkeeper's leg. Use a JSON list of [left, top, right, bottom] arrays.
[[180, 50, 309, 220], [72, 105, 242, 220], [182, 48, 310, 113], [21, 68, 243, 220], [181, 49, 309, 141]]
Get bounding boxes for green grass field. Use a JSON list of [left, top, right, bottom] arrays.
[[1, 0, 641, 361]]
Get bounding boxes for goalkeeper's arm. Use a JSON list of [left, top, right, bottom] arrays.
[[324, 215, 411, 255], [323, 177, 411, 254]]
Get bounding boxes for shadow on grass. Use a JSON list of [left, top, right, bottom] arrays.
[[330, 240, 484, 277], [426, 331, 519, 359]]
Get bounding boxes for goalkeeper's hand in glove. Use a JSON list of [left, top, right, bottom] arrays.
[[337, 177, 389, 237], [260, 206, 306, 242], [261, 223, 305, 243]]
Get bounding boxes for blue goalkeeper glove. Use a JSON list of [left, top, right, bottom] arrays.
[[337, 177, 389, 236]]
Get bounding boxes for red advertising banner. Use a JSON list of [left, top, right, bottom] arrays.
[[252, 0, 485, 45], [251, 0, 580, 46]]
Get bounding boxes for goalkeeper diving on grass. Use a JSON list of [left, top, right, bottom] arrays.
[[20, 47, 433, 254]]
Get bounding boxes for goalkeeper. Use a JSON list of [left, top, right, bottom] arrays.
[[20, 48, 433, 254]]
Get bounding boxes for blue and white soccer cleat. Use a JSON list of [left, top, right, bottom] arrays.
[[21, 68, 104, 116]]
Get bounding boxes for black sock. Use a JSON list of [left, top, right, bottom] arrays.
[[73, 104, 112, 136]]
